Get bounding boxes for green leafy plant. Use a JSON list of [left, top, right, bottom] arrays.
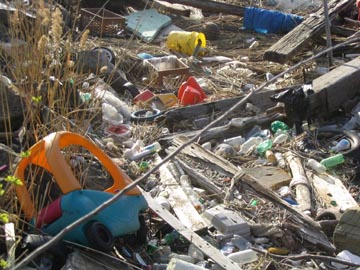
[[0, 259, 7, 269], [0, 213, 9, 223], [5, 176, 23, 186]]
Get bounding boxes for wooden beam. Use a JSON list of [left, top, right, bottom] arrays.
[[161, 0, 245, 16], [309, 56, 360, 118], [263, 0, 355, 64], [141, 190, 240, 270]]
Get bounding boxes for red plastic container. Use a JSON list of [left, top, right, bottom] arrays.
[[177, 76, 206, 106]]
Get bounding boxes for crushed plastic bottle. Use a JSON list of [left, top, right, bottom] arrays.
[[271, 120, 289, 133]]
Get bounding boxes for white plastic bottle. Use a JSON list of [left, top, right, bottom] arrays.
[[273, 133, 288, 145], [166, 258, 207, 270], [126, 142, 161, 161], [239, 137, 263, 154], [223, 136, 245, 151], [227, 249, 258, 265], [307, 158, 327, 174]]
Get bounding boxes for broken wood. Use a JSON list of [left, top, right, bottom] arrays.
[[156, 156, 207, 231], [174, 157, 225, 201], [160, 110, 285, 145], [172, 136, 335, 253], [264, 0, 355, 63], [141, 189, 240, 270], [161, 0, 245, 16], [284, 152, 312, 213]]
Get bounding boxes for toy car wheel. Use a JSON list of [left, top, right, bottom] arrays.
[[92, 47, 116, 65], [131, 109, 162, 122], [85, 222, 114, 252]]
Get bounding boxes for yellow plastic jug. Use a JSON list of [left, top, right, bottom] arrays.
[[166, 31, 206, 56]]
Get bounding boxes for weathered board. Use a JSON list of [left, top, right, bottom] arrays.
[[309, 56, 360, 118], [264, 0, 355, 63]]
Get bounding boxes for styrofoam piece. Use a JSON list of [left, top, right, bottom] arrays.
[[202, 204, 250, 236]]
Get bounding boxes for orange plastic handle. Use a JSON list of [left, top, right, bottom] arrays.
[[15, 131, 141, 220]]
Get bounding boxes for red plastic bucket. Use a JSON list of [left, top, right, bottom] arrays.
[[178, 76, 206, 106]]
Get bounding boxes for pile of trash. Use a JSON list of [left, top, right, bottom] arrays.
[[1, 0, 360, 269]]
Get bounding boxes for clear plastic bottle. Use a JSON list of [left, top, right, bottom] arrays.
[[223, 136, 245, 151], [180, 175, 204, 212], [331, 139, 351, 153], [167, 258, 207, 270], [320, 154, 345, 169], [220, 242, 235, 256], [307, 158, 326, 174], [273, 133, 289, 145], [239, 137, 263, 155], [231, 235, 250, 250], [126, 142, 161, 161], [188, 244, 204, 262]]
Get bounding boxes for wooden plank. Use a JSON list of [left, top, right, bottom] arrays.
[[157, 157, 207, 232], [160, 110, 286, 145], [242, 166, 291, 190], [141, 190, 241, 270], [151, 0, 191, 16], [162, 87, 290, 126], [160, 0, 245, 16], [307, 172, 358, 211], [309, 56, 360, 118], [264, 0, 355, 63]]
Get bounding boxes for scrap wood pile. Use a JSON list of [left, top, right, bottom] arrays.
[[1, 0, 360, 269]]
